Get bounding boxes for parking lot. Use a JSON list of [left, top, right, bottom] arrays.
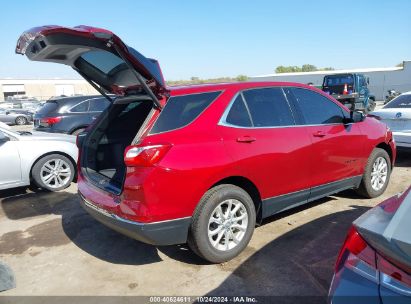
[[0, 120, 410, 298]]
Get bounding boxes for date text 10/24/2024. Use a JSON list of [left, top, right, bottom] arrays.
[[149, 297, 258, 303]]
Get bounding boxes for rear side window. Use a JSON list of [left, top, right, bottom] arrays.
[[242, 88, 295, 127], [70, 100, 90, 113], [150, 91, 221, 134], [290, 88, 345, 125], [224, 88, 295, 128], [89, 98, 110, 112]]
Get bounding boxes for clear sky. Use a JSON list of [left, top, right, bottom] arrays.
[[1, 0, 410, 80]]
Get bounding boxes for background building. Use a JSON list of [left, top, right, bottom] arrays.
[[0, 78, 98, 102], [250, 61, 411, 100]]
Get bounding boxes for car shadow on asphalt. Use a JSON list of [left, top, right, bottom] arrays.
[[0, 188, 162, 265], [0, 186, 374, 269], [206, 204, 370, 302]]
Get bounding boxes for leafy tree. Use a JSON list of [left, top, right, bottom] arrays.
[[235, 75, 248, 81], [301, 64, 317, 72], [275, 64, 335, 73], [166, 75, 249, 86]]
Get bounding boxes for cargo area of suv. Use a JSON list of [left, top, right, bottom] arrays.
[[80, 97, 153, 194], [15, 25, 168, 194]]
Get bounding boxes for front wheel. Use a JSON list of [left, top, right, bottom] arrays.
[[188, 184, 256, 263], [31, 154, 75, 191], [356, 148, 391, 198]]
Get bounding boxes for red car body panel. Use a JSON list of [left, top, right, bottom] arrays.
[[77, 82, 396, 226]]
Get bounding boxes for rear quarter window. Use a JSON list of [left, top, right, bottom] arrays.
[[36, 101, 58, 115], [150, 91, 221, 134]]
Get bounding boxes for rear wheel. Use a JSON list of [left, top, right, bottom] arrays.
[[188, 184, 256, 263], [32, 154, 75, 191], [356, 148, 391, 198], [15, 116, 28, 125]]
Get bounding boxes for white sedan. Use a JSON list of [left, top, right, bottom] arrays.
[[0, 126, 78, 191], [371, 91, 411, 149]]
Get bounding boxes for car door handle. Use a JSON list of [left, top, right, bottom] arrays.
[[237, 136, 256, 143], [313, 131, 326, 137]]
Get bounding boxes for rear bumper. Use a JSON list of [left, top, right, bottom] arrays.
[[78, 192, 191, 246]]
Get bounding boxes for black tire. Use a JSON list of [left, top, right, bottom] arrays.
[[356, 148, 391, 198], [31, 154, 75, 192], [15, 116, 28, 125], [71, 128, 86, 136], [367, 99, 376, 112], [188, 184, 256, 263]]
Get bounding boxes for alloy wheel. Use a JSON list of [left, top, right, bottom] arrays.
[[208, 199, 248, 251], [371, 156, 388, 191], [40, 158, 72, 189], [16, 117, 27, 125]]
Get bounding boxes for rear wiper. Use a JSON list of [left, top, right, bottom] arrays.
[[18, 131, 32, 135]]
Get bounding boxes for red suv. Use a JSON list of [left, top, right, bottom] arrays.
[[17, 26, 396, 263]]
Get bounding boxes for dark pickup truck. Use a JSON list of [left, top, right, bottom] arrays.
[[322, 73, 376, 113]]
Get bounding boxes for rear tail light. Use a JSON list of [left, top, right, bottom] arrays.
[[335, 226, 411, 295], [124, 144, 171, 167], [335, 226, 377, 276], [40, 116, 62, 127]]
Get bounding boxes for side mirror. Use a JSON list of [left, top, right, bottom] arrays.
[[5, 111, 10, 115], [0, 131, 10, 143], [351, 111, 365, 123]]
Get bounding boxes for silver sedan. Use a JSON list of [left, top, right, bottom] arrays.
[[0, 125, 78, 191], [0, 108, 33, 125], [371, 91, 411, 149]]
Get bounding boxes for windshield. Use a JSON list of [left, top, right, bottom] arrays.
[[384, 94, 411, 109], [324, 75, 354, 86]]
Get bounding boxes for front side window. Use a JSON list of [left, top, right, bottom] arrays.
[[150, 91, 222, 134], [290, 88, 345, 125]]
